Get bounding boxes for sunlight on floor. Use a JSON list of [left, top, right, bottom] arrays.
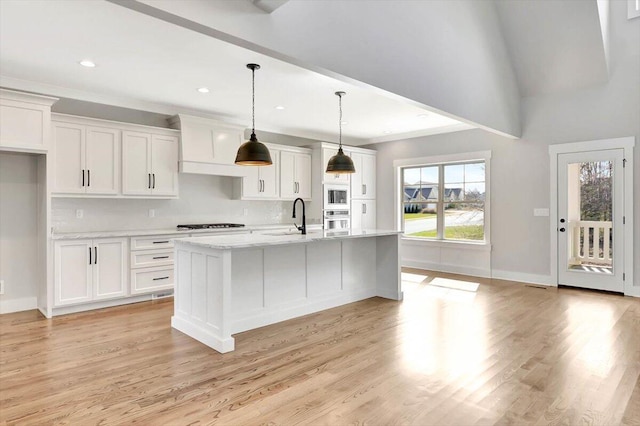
[[401, 272, 429, 283], [429, 277, 480, 292]]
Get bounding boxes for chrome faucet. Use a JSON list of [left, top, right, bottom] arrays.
[[292, 198, 306, 235]]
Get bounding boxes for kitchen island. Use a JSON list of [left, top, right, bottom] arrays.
[[171, 229, 402, 353]]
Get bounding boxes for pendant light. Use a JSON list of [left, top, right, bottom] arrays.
[[235, 63, 273, 166], [326, 91, 355, 174]]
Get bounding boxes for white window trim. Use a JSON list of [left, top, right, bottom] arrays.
[[393, 150, 491, 247]]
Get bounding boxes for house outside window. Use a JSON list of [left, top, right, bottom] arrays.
[[397, 152, 490, 243]]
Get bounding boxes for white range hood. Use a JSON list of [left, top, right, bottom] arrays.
[[169, 114, 249, 177]]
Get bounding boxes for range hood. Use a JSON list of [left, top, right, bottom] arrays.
[[169, 114, 249, 177]]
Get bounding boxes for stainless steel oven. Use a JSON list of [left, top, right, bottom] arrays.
[[324, 185, 350, 210], [324, 209, 351, 230]]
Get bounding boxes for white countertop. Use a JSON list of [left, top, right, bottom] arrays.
[[51, 224, 323, 240], [174, 229, 401, 249]]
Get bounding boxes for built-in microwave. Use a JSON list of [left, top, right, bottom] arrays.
[[324, 185, 350, 210], [324, 209, 351, 230]]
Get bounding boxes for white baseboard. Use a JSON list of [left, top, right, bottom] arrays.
[[402, 260, 491, 279], [491, 269, 554, 286], [0, 297, 38, 314]]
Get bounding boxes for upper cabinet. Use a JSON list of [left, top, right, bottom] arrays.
[[280, 149, 312, 200], [51, 114, 179, 198], [350, 151, 376, 200], [53, 121, 120, 195], [122, 131, 179, 197], [0, 89, 57, 153], [169, 114, 247, 177]]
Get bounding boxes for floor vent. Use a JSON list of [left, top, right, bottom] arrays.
[[152, 291, 174, 300], [525, 285, 548, 290]]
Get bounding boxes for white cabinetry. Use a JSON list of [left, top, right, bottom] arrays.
[[351, 200, 376, 230], [0, 89, 57, 153], [122, 131, 179, 197], [234, 147, 280, 199], [350, 152, 376, 199], [129, 234, 177, 295], [280, 149, 312, 200], [54, 238, 127, 307], [52, 120, 120, 195], [169, 114, 246, 177]]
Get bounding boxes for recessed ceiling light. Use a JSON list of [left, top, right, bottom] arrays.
[[197, 87, 210, 93], [383, 130, 393, 134], [275, 105, 285, 110], [79, 60, 96, 68], [417, 113, 429, 118]]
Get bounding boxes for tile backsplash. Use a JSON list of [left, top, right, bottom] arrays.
[[52, 173, 316, 232]]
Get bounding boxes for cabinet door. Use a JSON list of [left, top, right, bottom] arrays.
[[323, 147, 350, 184], [93, 238, 127, 300], [350, 152, 364, 198], [54, 240, 92, 306], [260, 150, 279, 198], [85, 127, 120, 195], [295, 153, 312, 199], [280, 151, 297, 199], [241, 167, 261, 198], [351, 203, 363, 230], [122, 131, 152, 195], [150, 135, 179, 196], [53, 122, 85, 194], [361, 153, 376, 199], [362, 200, 376, 229]]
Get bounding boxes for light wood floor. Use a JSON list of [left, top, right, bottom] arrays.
[[1, 269, 639, 425]]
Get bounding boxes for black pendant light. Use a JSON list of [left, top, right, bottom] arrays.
[[326, 91, 355, 174], [235, 63, 273, 166]]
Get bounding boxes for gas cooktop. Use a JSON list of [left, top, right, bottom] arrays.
[[177, 223, 245, 230]]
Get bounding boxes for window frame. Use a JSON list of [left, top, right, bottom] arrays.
[[394, 151, 491, 246]]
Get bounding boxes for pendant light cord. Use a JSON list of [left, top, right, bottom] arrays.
[[338, 93, 343, 149], [252, 67, 256, 134]]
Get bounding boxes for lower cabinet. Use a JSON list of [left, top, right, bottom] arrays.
[[54, 238, 127, 307], [129, 234, 176, 295], [351, 200, 376, 230]]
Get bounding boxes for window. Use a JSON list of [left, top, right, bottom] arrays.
[[401, 159, 487, 242]]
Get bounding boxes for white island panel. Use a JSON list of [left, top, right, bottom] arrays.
[[171, 230, 402, 353]]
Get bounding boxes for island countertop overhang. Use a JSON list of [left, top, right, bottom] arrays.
[[173, 229, 402, 250]]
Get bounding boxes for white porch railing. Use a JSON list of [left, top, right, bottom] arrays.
[[569, 220, 613, 266]]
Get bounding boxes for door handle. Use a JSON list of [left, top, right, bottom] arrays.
[[82, 170, 85, 187], [88, 247, 92, 265], [559, 227, 566, 232], [152, 173, 156, 189], [148, 173, 151, 189], [560, 218, 565, 223], [363, 184, 366, 195], [363, 203, 366, 214], [87, 169, 90, 187], [94, 246, 98, 264]]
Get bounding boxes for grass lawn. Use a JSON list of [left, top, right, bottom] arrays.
[[409, 225, 484, 240], [404, 213, 437, 221]]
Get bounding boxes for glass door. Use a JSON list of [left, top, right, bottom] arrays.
[[557, 149, 624, 292]]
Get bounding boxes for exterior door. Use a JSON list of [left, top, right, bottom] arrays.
[[557, 149, 625, 292]]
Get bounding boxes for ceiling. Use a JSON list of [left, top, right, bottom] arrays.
[[494, 0, 609, 97], [0, 0, 471, 145]]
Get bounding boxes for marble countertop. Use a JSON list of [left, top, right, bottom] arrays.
[[174, 229, 401, 250], [51, 223, 322, 240]]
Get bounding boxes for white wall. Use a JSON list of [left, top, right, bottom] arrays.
[[0, 152, 39, 313], [135, 0, 521, 138], [374, 0, 639, 287], [52, 173, 315, 233]]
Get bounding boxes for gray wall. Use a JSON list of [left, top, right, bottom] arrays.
[[0, 152, 39, 312], [373, 0, 639, 285]]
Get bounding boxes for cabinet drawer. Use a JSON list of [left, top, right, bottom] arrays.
[[130, 266, 174, 295], [131, 234, 176, 251], [130, 249, 174, 269]]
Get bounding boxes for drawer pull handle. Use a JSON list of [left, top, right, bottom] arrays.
[[152, 256, 169, 259], [153, 276, 169, 281], [152, 241, 170, 244]]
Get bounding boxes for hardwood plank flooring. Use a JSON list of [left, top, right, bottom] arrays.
[[1, 269, 639, 425]]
